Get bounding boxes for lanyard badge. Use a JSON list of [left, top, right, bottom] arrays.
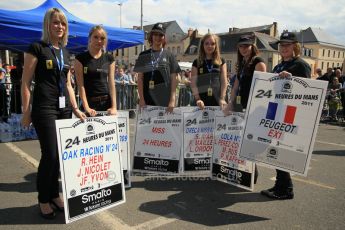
[[49, 45, 66, 108]]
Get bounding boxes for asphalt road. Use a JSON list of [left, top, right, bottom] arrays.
[[0, 121, 344, 230]]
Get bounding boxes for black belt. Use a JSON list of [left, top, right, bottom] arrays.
[[89, 95, 109, 102]]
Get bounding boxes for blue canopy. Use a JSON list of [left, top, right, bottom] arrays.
[[0, 0, 144, 53]]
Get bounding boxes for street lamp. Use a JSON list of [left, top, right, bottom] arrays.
[[118, 3, 122, 27]]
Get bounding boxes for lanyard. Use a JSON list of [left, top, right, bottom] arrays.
[[49, 45, 65, 96], [150, 48, 163, 80], [205, 59, 214, 86]]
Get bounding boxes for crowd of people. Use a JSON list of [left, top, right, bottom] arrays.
[[0, 6, 345, 220]]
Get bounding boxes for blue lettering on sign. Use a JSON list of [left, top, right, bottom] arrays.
[[62, 149, 78, 160]]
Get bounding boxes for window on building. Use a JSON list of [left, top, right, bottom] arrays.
[[322, 49, 325, 56], [121, 49, 124, 56], [177, 46, 181, 54], [333, 50, 336, 58], [332, 63, 334, 68], [167, 47, 171, 52], [135, 46, 138, 55], [327, 62, 329, 68], [328, 50, 330, 57], [337, 63, 340, 67], [172, 47, 176, 55], [338, 51, 340, 58], [321, 62, 324, 69], [116, 49, 119, 56], [310, 49, 313, 57]]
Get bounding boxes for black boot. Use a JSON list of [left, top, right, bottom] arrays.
[[261, 186, 294, 200]]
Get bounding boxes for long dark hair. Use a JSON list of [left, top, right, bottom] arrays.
[[236, 44, 259, 76]]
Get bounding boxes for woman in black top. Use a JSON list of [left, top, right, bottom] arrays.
[[75, 25, 117, 116], [21, 8, 85, 219], [225, 34, 266, 184], [261, 32, 311, 200], [226, 33, 266, 111], [191, 33, 227, 109], [134, 22, 180, 113]]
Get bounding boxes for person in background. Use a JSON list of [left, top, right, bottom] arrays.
[[315, 68, 322, 79], [261, 31, 311, 200], [224, 33, 266, 184], [134, 22, 180, 112], [115, 66, 135, 109], [0, 67, 7, 121], [191, 33, 227, 110], [21, 8, 85, 219], [75, 25, 117, 116], [327, 77, 342, 121], [2, 64, 12, 121]]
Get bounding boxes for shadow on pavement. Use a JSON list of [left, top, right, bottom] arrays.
[[0, 204, 65, 225], [132, 178, 270, 226], [0, 173, 36, 193], [313, 149, 345, 156]]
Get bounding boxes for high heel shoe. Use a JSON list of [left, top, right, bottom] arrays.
[[39, 203, 56, 219], [50, 199, 64, 212]]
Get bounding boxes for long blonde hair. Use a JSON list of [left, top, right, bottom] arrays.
[[88, 25, 108, 52], [197, 33, 222, 67], [41, 8, 69, 47]]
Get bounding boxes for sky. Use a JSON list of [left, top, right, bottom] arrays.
[[1, 0, 345, 45]]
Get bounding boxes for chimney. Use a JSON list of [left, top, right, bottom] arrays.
[[187, 28, 193, 37], [232, 27, 239, 32], [273, 22, 278, 37], [229, 28, 233, 33]]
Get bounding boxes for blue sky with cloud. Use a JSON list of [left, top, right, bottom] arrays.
[[1, 0, 345, 45]]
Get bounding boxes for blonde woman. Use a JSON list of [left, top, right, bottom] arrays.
[[191, 33, 227, 109], [75, 25, 117, 116], [21, 8, 85, 219]]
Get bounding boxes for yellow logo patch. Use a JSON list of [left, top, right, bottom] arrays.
[[84, 67, 88, 74], [46, 60, 53, 69], [199, 68, 203, 74]]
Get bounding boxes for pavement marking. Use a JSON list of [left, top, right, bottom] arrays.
[[6, 142, 180, 230], [316, 140, 345, 147], [270, 177, 336, 190], [5, 142, 39, 168], [133, 213, 180, 230], [95, 210, 132, 230]]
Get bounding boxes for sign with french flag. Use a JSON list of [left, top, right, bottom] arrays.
[[239, 72, 328, 176]]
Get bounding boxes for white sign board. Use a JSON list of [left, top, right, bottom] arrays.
[[132, 106, 182, 173], [239, 71, 328, 175], [56, 116, 125, 223], [212, 111, 255, 191], [182, 107, 217, 173]]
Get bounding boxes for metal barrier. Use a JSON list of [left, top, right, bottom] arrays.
[[115, 84, 138, 110]]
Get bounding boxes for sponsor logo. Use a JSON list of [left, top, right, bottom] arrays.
[[136, 151, 142, 156], [282, 81, 293, 93], [202, 111, 209, 119], [81, 186, 94, 193], [231, 117, 237, 125], [194, 158, 210, 165], [82, 189, 112, 204], [70, 189, 76, 197], [247, 134, 253, 140], [144, 158, 169, 166], [257, 137, 271, 143], [267, 148, 278, 159], [86, 123, 95, 135]]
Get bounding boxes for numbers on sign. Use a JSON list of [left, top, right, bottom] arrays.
[[139, 118, 151, 125], [255, 89, 272, 98], [65, 136, 80, 149], [119, 135, 128, 142], [186, 118, 197, 126], [217, 124, 226, 131]]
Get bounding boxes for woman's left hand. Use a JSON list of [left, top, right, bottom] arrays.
[[73, 109, 86, 121], [107, 107, 117, 115], [166, 101, 175, 114], [218, 99, 227, 109], [278, 71, 292, 78]]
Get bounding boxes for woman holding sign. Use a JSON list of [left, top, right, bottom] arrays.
[[261, 31, 311, 200], [21, 8, 86, 219], [224, 33, 266, 184], [191, 33, 227, 109], [134, 23, 180, 113], [75, 25, 117, 116]]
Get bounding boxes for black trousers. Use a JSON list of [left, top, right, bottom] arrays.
[[86, 97, 111, 113], [32, 109, 71, 203], [275, 169, 293, 189]]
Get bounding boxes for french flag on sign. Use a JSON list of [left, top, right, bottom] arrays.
[[266, 102, 297, 124]]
